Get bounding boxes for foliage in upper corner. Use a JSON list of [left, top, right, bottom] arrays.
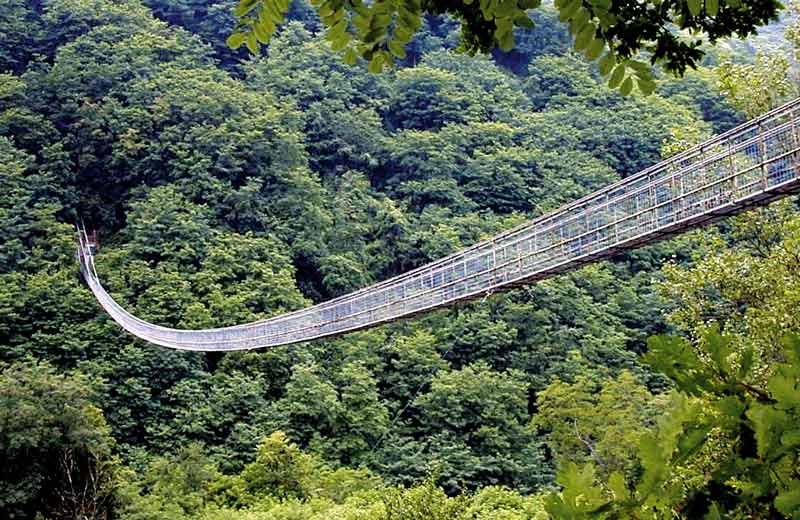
[[227, 0, 782, 94]]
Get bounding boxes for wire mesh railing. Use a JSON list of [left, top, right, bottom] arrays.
[[78, 97, 800, 351]]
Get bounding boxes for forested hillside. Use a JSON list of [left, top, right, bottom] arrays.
[[1, 0, 800, 518]]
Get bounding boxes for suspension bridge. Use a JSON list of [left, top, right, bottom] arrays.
[[78, 97, 800, 351]]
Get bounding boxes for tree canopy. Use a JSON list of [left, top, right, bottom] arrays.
[[228, 0, 782, 93]]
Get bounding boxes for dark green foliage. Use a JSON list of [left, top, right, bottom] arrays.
[[658, 72, 743, 133], [0, 0, 785, 516], [0, 0, 42, 73], [0, 360, 118, 519], [413, 362, 546, 493]]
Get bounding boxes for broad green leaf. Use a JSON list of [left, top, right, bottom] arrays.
[[704, 503, 722, 520], [737, 346, 755, 379], [706, 0, 719, 15], [569, 8, 590, 33], [768, 367, 800, 408], [494, 16, 513, 33], [627, 59, 651, 76], [234, 0, 259, 17], [598, 52, 615, 75], [263, 1, 285, 23], [326, 8, 346, 24], [329, 18, 348, 37], [596, 10, 616, 28], [644, 335, 711, 395], [715, 395, 745, 420], [747, 404, 790, 459], [559, 0, 581, 22], [226, 32, 247, 49], [253, 22, 271, 43], [374, 13, 392, 27], [363, 27, 386, 43], [574, 23, 595, 50], [394, 26, 414, 42], [498, 27, 515, 51], [367, 53, 384, 73], [608, 472, 629, 501], [353, 14, 371, 32], [676, 423, 712, 460], [388, 39, 407, 58], [687, 0, 702, 16], [514, 15, 535, 28], [706, 327, 732, 377], [245, 32, 258, 53], [398, 7, 422, 30], [495, 0, 519, 18], [342, 47, 359, 65], [584, 37, 604, 60], [608, 63, 625, 88], [783, 334, 800, 363], [329, 31, 352, 51], [780, 429, 800, 448], [637, 77, 656, 95], [775, 482, 800, 517], [555, 463, 610, 513], [636, 432, 668, 497]]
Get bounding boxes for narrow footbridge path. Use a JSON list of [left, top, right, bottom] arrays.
[[79, 98, 800, 351]]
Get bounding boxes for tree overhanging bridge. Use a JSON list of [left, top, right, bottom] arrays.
[[78, 98, 800, 351]]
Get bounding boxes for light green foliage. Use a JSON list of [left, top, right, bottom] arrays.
[[129, 444, 220, 517], [545, 327, 800, 518], [715, 12, 799, 118], [386, 52, 532, 131], [661, 203, 800, 384], [121, 434, 549, 519], [239, 432, 319, 501], [243, 22, 390, 110], [466, 486, 550, 520], [41, 0, 158, 47], [159, 372, 277, 472], [319, 171, 411, 297], [787, 2, 800, 58], [717, 54, 796, 118], [535, 370, 662, 477]]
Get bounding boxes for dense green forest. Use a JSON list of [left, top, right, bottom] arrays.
[[2, 0, 800, 517]]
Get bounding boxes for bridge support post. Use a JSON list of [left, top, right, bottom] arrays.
[[758, 123, 769, 192], [792, 111, 800, 177], [729, 144, 737, 200]]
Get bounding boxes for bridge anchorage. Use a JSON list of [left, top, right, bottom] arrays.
[[78, 98, 800, 351]]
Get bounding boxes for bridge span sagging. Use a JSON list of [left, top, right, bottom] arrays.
[[78, 97, 800, 351]]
